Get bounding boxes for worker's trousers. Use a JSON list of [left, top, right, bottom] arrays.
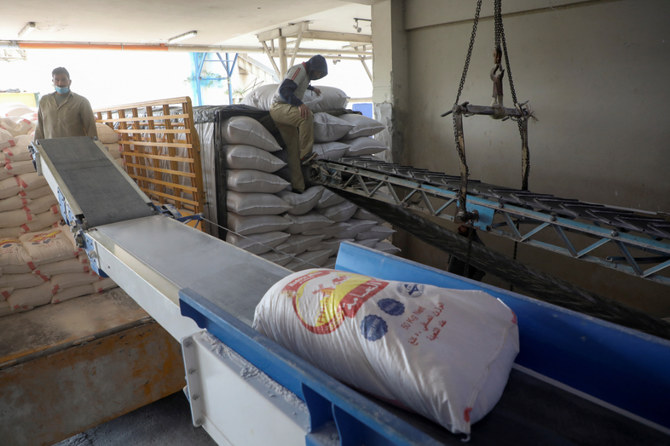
[[270, 102, 314, 192]]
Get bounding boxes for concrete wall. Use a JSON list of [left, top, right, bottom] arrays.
[[375, 0, 670, 316]]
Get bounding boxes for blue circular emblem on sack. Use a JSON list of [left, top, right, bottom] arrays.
[[397, 283, 424, 297], [377, 298, 405, 316], [360, 315, 388, 341]]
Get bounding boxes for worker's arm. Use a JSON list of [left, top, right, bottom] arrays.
[[277, 79, 303, 107], [80, 98, 98, 139]]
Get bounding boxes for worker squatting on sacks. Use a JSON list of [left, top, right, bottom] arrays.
[[270, 55, 328, 193], [35, 67, 98, 140]]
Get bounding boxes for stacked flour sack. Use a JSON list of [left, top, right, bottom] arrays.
[[0, 227, 117, 316], [96, 122, 124, 166], [1, 104, 62, 237], [222, 86, 401, 271], [0, 105, 117, 317]]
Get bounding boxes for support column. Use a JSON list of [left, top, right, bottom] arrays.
[[372, 0, 408, 164]]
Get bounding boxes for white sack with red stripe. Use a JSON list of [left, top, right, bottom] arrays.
[[253, 268, 519, 435]]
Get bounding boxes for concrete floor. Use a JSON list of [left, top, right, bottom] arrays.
[[55, 392, 216, 446]]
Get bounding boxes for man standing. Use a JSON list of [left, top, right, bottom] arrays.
[[35, 67, 98, 140], [270, 55, 328, 192]]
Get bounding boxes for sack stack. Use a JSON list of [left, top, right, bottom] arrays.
[[0, 105, 118, 318], [222, 86, 401, 271]]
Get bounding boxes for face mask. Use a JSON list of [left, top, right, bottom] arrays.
[[55, 86, 70, 94]]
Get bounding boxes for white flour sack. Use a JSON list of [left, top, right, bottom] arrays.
[[253, 269, 519, 435]]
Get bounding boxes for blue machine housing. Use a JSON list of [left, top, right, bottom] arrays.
[[180, 241, 670, 444]]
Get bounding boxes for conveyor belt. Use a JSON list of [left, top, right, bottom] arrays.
[[35, 136, 156, 228], [313, 157, 670, 285], [29, 135, 669, 444]]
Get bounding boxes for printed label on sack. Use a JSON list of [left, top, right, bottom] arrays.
[[25, 229, 61, 245], [283, 270, 389, 334]]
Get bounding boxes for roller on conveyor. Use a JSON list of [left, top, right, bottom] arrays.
[[29, 136, 670, 445]]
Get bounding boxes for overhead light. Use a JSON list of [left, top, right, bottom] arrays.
[[168, 30, 197, 44], [18, 22, 36, 38]]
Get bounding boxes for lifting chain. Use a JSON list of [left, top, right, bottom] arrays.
[[494, 0, 531, 191], [452, 0, 483, 223]]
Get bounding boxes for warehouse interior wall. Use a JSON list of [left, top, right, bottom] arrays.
[[373, 0, 670, 317]]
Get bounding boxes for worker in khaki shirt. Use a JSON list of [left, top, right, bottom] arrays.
[[35, 67, 98, 140]]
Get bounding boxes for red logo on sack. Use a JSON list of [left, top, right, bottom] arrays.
[[27, 229, 61, 245], [286, 271, 389, 334]]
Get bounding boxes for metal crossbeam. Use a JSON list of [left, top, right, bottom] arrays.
[[314, 158, 670, 286]]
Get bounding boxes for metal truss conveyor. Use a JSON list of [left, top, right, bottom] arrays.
[[314, 157, 670, 287]]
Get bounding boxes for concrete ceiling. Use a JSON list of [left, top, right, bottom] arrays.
[[0, 0, 372, 51]]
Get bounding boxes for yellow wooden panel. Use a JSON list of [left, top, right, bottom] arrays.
[[0, 321, 185, 446]]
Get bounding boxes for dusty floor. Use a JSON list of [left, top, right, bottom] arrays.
[[54, 392, 216, 446]]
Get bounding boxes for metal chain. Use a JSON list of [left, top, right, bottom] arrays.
[[495, 0, 529, 190], [452, 0, 483, 218], [495, 0, 518, 105], [455, 0, 483, 105]]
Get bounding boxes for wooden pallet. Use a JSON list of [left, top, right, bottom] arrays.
[[94, 97, 205, 224]]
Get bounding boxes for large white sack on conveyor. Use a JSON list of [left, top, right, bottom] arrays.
[[253, 269, 519, 435], [225, 145, 286, 172], [222, 116, 281, 152], [313, 113, 353, 143]]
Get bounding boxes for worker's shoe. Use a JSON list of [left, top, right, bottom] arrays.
[[301, 152, 317, 165]]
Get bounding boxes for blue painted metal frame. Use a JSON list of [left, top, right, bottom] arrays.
[[334, 242, 670, 431], [179, 288, 446, 446], [190, 52, 239, 106]]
